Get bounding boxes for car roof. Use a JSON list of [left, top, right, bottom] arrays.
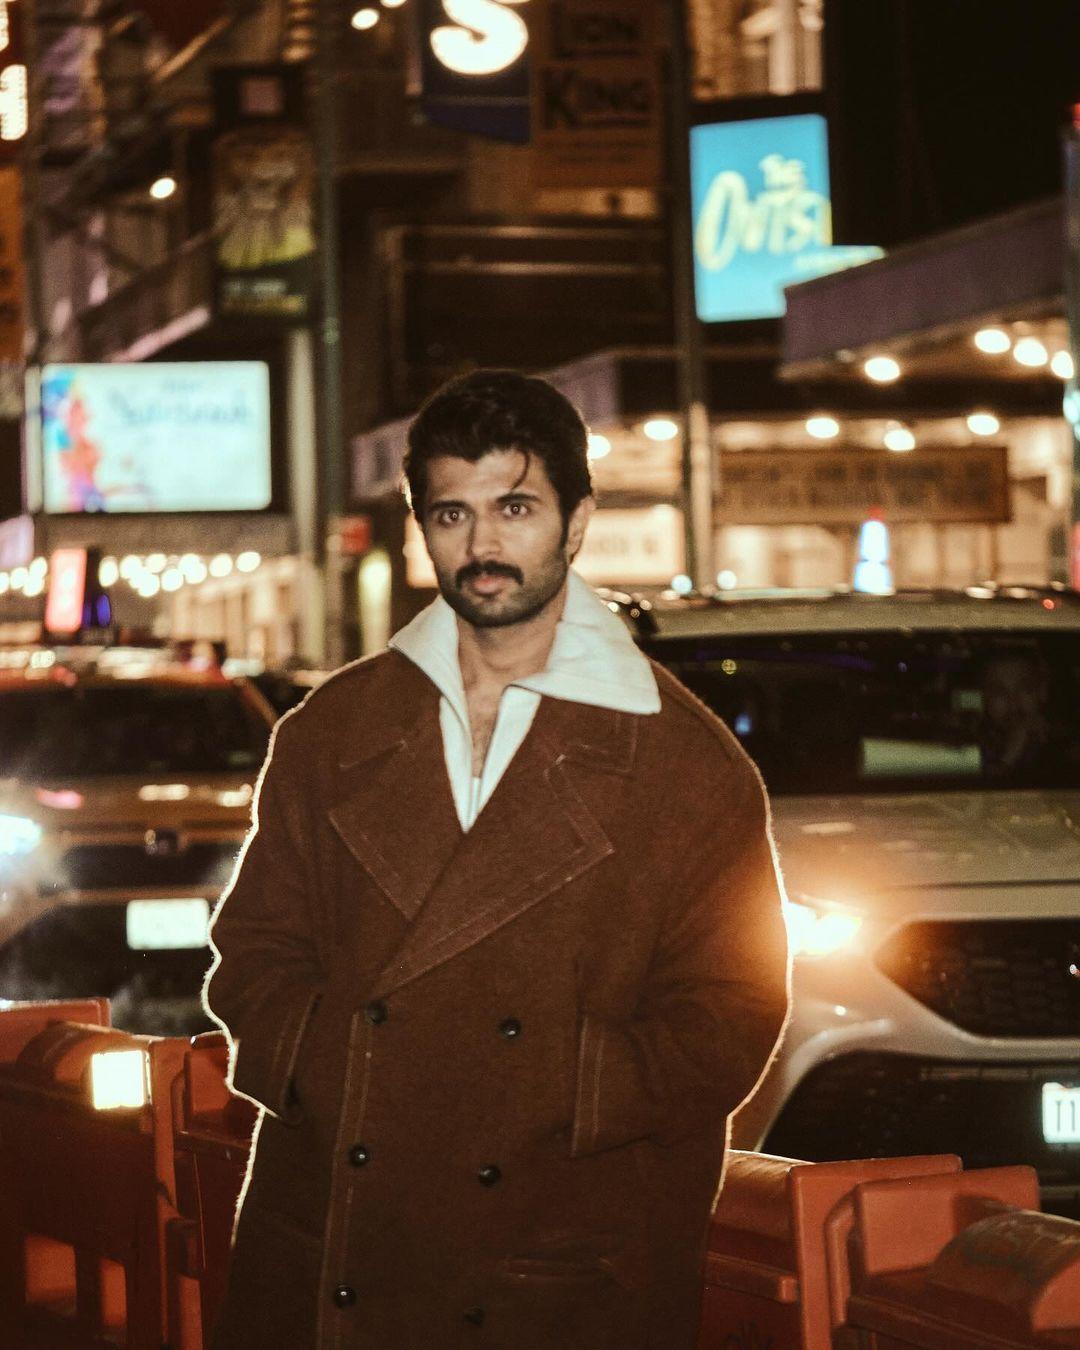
[[0, 646, 235, 687], [600, 585, 1080, 639]]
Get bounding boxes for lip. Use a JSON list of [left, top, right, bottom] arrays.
[[467, 574, 514, 596]]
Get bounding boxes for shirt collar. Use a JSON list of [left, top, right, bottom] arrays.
[[389, 569, 660, 718]]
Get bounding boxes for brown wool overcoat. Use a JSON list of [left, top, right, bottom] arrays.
[[203, 648, 789, 1350]]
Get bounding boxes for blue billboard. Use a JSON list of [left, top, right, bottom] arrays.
[[691, 112, 879, 323]]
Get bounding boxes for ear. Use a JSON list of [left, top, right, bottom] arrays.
[[565, 494, 595, 559]]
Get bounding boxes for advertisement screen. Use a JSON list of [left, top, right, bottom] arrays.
[[691, 112, 882, 323], [40, 362, 272, 514]]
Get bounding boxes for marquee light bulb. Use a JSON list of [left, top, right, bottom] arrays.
[[863, 355, 901, 383], [350, 7, 380, 29], [806, 416, 840, 440], [642, 418, 679, 442], [974, 327, 1011, 355], [587, 433, 612, 460], [967, 411, 1000, 437], [1051, 350, 1074, 381], [1013, 336, 1048, 368], [883, 425, 916, 452], [149, 176, 177, 201]]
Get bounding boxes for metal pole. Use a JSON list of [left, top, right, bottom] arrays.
[[666, 0, 716, 592], [315, 0, 345, 664], [1064, 109, 1080, 587]]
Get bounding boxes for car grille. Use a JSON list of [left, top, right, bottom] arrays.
[[875, 918, 1080, 1038], [763, 1052, 1080, 1199], [40, 841, 241, 895], [0, 903, 216, 1037]]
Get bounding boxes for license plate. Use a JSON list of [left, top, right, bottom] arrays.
[[126, 899, 210, 951], [1042, 1082, 1080, 1144]]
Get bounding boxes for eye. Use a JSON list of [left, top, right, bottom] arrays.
[[434, 507, 463, 526], [504, 501, 530, 518]]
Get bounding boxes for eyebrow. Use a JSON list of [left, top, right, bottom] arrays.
[[426, 490, 544, 513]]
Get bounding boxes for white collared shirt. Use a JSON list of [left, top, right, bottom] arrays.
[[389, 571, 660, 831]]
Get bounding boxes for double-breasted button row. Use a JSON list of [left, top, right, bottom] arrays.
[[348, 1143, 370, 1167], [365, 999, 389, 1025], [477, 1164, 502, 1186], [332, 1285, 357, 1309], [498, 1016, 522, 1039], [464, 1307, 485, 1327]]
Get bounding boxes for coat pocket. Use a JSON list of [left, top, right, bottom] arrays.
[[211, 1205, 323, 1350]]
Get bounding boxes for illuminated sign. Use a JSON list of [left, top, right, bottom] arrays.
[[45, 548, 88, 635], [0, 2, 26, 144], [39, 362, 272, 515], [418, 0, 531, 142], [691, 112, 881, 323], [431, 0, 529, 77]]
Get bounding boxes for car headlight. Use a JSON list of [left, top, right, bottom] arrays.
[[0, 814, 43, 857], [784, 898, 863, 958]]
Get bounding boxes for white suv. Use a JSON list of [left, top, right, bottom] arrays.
[[622, 586, 1080, 1216]]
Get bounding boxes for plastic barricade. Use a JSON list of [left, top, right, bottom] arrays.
[[837, 1166, 1080, 1349], [699, 1150, 963, 1350], [0, 1010, 186, 1348], [163, 1032, 257, 1350]]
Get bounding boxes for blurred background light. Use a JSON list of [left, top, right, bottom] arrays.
[[974, 327, 1011, 354], [587, 433, 612, 460], [806, 415, 840, 440], [863, 355, 901, 383], [967, 411, 1001, 436], [642, 417, 679, 442], [1013, 336, 1048, 367]]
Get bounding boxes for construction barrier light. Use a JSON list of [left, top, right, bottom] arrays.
[[90, 1050, 148, 1111], [853, 514, 893, 594]]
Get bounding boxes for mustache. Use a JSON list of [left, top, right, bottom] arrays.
[[456, 561, 524, 588]]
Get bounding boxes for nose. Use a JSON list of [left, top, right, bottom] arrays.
[[467, 511, 503, 561]]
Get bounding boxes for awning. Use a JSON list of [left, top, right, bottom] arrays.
[[782, 197, 1064, 378]]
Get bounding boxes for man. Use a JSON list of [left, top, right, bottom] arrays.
[[204, 369, 789, 1350]]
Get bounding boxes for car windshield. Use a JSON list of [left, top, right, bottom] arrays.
[[0, 683, 272, 778], [647, 628, 1080, 795]]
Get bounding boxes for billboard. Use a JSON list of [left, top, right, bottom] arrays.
[[39, 363, 272, 515], [691, 111, 881, 322]]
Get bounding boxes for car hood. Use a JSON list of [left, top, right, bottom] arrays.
[[0, 775, 255, 830], [772, 789, 1080, 913]]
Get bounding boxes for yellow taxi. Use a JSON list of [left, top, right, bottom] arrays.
[[0, 645, 276, 1034]]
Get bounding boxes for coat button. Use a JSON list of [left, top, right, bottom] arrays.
[[477, 1164, 502, 1186], [348, 1144, 370, 1167], [498, 1017, 522, 1039], [464, 1306, 485, 1326], [332, 1285, 357, 1308], [364, 1000, 388, 1025]]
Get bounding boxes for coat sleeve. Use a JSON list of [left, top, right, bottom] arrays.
[[202, 713, 324, 1124], [570, 755, 790, 1157]]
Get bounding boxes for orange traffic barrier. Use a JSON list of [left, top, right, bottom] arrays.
[[700, 1150, 964, 1350], [0, 1012, 187, 1347], [837, 1166, 1080, 1349], [163, 1032, 257, 1350]]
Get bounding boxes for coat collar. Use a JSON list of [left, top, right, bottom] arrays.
[[327, 652, 640, 995]]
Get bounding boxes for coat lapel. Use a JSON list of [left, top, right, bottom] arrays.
[[372, 697, 640, 997], [327, 659, 462, 924]]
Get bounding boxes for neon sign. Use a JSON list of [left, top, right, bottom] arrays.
[[0, 2, 26, 142], [430, 0, 529, 78]]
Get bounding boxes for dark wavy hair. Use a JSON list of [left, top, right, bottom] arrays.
[[403, 369, 593, 525]]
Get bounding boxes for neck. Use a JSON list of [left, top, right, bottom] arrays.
[[456, 579, 568, 693]]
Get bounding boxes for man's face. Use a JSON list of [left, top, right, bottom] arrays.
[[421, 450, 592, 629]]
